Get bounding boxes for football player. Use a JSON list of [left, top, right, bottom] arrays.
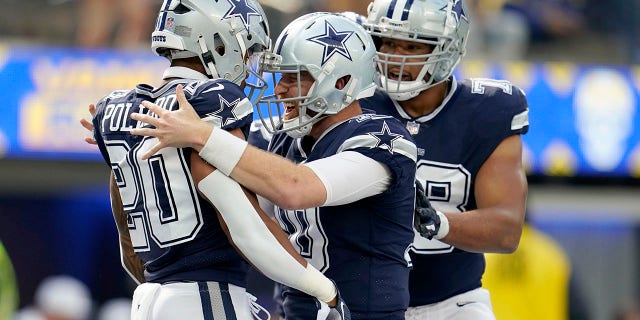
[[362, 0, 530, 319], [129, 13, 418, 320], [83, 1, 349, 319]]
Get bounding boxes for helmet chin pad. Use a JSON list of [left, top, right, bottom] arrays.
[[379, 76, 425, 101], [282, 114, 314, 138]]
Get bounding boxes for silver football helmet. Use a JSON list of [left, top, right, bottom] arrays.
[[364, 0, 470, 101], [151, 0, 271, 91], [257, 12, 377, 138]]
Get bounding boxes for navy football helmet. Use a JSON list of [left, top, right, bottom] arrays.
[[364, 0, 470, 100]]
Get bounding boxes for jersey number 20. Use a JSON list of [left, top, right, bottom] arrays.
[[107, 138, 203, 252]]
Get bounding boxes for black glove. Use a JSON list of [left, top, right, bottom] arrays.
[[315, 284, 351, 320], [414, 180, 441, 240]]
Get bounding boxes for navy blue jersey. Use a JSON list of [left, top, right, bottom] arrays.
[[361, 77, 530, 306], [269, 114, 417, 320], [92, 78, 254, 285]]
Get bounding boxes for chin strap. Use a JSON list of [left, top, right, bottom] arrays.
[[198, 36, 219, 78]]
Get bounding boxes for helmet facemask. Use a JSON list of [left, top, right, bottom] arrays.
[[244, 44, 270, 106], [257, 53, 330, 138], [374, 31, 458, 101]]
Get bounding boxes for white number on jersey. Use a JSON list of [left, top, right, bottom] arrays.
[[276, 207, 330, 271], [412, 160, 470, 254], [107, 137, 203, 252], [470, 78, 513, 95]]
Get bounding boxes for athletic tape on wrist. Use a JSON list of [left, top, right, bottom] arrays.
[[435, 211, 449, 240], [198, 129, 247, 176], [297, 264, 337, 303]]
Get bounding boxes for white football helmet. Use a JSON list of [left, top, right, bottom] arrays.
[[151, 0, 271, 90], [364, 0, 470, 101], [257, 12, 377, 138]]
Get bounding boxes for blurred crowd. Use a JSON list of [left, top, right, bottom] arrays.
[[11, 275, 131, 320], [0, 0, 638, 63]]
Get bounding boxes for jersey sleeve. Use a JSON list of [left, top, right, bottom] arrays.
[[92, 91, 126, 166], [92, 98, 109, 165], [469, 81, 530, 163], [184, 79, 253, 133], [473, 82, 529, 138], [338, 116, 418, 186]]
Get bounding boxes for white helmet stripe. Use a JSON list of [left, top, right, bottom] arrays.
[[386, 0, 416, 21], [390, 0, 409, 21], [156, 0, 174, 31]]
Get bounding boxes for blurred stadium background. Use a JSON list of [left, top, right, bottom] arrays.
[[0, 0, 638, 319]]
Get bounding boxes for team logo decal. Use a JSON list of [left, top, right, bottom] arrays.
[[370, 121, 402, 154], [223, 0, 261, 30], [203, 94, 242, 126], [306, 20, 354, 66], [440, 0, 468, 23]]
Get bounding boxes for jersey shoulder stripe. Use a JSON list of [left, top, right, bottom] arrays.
[[337, 115, 417, 163]]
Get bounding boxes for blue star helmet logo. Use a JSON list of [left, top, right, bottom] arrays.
[[369, 121, 402, 154], [203, 94, 242, 126], [306, 20, 354, 66], [223, 0, 261, 30], [440, 0, 468, 23]]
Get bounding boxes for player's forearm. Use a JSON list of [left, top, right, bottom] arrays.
[[444, 135, 527, 253], [231, 146, 327, 209], [441, 208, 524, 253], [198, 128, 326, 209], [198, 170, 336, 303]]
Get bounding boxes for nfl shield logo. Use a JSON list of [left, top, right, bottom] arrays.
[[406, 121, 420, 135]]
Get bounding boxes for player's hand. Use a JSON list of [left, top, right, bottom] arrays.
[[315, 286, 351, 320], [79, 104, 97, 145], [414, 180, 442, 240], [130, 84, 212, 160]]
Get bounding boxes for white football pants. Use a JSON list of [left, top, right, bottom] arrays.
[[405, 287, 496, 320], [131, 281, 267, 320]]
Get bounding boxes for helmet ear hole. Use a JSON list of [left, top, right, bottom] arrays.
[[212, 34, 225, 55], [335, 75, 352, 90], [173, 4, 190, 14]]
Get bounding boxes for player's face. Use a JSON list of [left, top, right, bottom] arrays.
[[378, 37, 434, 81], [275, 71, 316, 120]]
